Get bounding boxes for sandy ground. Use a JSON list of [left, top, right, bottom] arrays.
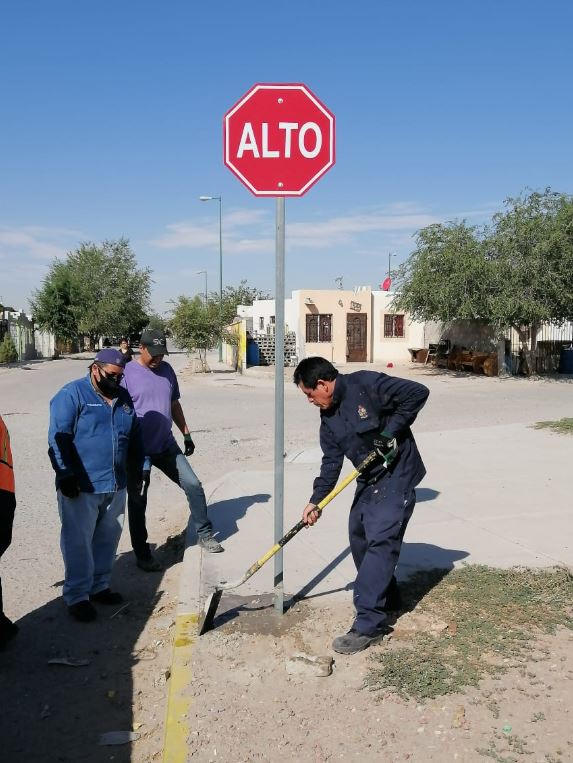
[[0, 355, 572, 762], [190, 599, 572, 763]]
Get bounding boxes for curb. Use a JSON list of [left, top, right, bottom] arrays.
[[161, 476, 229, 762], [162, 525, 201, 763]]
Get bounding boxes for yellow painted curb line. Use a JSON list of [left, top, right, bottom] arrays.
[[162, 612, 198, 763]]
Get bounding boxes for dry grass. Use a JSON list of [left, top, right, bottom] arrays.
[[365, 565, 573, 702], [532, 417, 573, 435]]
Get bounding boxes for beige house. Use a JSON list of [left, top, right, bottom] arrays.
[[292, 287, 372, 364], [236, 288, 425, 366], [371, 291, 425, 364]]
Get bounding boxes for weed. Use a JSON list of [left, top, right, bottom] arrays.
[[532, 417, 573, 435], [531, 712, 546, 722], [476, 741, 518, 762], [506, 735, 530, 755], [366, 566, 573, 701], [486, 700, 501, 718]]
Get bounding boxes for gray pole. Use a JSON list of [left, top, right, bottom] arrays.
[[274, 197, 285, 614], [218, 197, 223, 362]]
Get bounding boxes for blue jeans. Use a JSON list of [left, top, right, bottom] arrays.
[[127, 443, 212, 559], [58, 489, 126, 606], [349, 479, 416, 635]]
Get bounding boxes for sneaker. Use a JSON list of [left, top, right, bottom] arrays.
[[331, 628, 387, 655], [136, 554, 163, 572], [198, 535, 224, 553], [0, 614, 19, 651], [68, 601, 97, 622], [90, 589, 124, 605]]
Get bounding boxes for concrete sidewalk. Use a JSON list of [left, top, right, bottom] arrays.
[[182, 421, 571, 617]]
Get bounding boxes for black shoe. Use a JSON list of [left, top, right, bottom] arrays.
[[331, 628, 388, 655], [68, 601, 97, 622], [136, 554, 163, 572], [90, 589, 123, 605], [0, 615, 19, 651]]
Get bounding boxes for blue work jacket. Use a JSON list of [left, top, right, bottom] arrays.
[[48, 374, 143, 493], [310, 371, 429, 504]]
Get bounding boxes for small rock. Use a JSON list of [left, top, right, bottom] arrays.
[[285, 653, 334, 677], [451, 705, 466, 729]]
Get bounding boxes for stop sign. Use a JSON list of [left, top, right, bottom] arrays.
[[223, 83, 335, 197]]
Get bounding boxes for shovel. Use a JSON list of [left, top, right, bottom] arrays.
[[198, 450, 381, 635]]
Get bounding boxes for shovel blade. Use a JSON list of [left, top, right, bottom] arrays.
[[198, 588, 223, 636]]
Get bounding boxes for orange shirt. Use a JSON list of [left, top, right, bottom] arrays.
[[0, 415, 15, 494]]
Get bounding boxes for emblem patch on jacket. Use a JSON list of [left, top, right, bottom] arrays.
[[357, 405, 369, 420]]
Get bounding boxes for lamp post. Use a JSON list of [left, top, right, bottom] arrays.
[[199, 195, 223, 361], [388, 252, 396, 280], [195, 270, 208, 305]]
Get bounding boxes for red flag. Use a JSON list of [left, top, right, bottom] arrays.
[[381, 277, 392, 291]]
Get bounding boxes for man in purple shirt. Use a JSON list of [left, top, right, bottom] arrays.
[[122, 329, 223, 571]]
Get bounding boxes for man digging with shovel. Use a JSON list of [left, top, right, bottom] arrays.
[[294, 357, 429, 655]]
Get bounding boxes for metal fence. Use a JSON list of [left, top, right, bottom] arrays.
[[507, 321, 573, 374]]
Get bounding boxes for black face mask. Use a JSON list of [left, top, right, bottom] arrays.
[[95, 368, 122, 397]]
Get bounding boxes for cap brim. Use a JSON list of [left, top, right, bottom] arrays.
[[145, 345, 169, 356]]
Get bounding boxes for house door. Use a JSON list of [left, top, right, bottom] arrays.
[[346, 313, 367, 362]]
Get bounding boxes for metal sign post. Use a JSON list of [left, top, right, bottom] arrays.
[[223, 83, 335, 615], [273, 197, 285, 612]]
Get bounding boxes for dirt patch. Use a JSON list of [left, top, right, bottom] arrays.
[[189, 569, 573, 762]]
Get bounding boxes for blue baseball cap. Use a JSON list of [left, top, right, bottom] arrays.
[[94, 348, 127, 367]]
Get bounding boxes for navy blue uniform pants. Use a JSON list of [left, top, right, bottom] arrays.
[[349, 478, 416, 635]]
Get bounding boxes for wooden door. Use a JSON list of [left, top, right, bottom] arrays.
[[346, 313, 367, 362]]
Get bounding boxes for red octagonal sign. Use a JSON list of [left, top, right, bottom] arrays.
[[224, 83, 335, 197]]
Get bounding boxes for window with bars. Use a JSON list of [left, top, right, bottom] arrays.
[[383, 314, 405, 338], [306, 314, 332, 342]]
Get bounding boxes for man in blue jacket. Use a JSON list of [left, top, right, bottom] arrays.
[[49, 349, 143, 622], [294, 357, 429, 655]]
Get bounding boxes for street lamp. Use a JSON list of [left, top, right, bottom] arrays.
[[388, 252, 397, 280], [195, 270, 208, 305], [199, 195, 223, 361]]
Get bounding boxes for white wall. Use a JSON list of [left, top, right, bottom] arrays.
[[35, 330, 56, 359], [237, 298, 296, 337], [371, 291, 425, 363]]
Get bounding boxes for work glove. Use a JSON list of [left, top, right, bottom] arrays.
[[59, 475, 80, 499], [183, 434, 195, 456], [373, 431, 398, 468]]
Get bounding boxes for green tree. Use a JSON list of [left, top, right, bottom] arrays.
[[168, 295, 237, 371], [31, 239, 152, 347], [30, 260, 78, 342], [393, 189, 573, 375], [488, 190, 573, 372], [145, 311, 168, 333], [392, 221, 493, 322], [209, 280, 271, 324], [0, 333, 18, 363]]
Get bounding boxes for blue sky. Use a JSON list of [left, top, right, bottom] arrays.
[[1, 0, 572, 314]]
